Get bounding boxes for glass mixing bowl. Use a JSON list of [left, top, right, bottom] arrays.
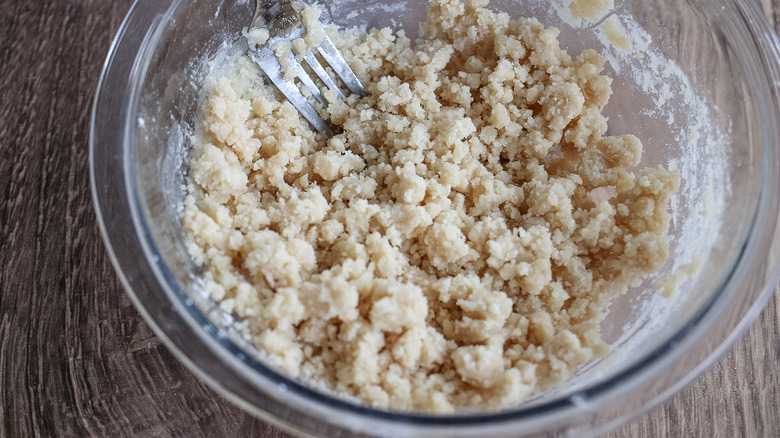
[[90, 0, 780, 436]]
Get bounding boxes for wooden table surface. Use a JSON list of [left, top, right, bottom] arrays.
[[1, 0, 779, 436]]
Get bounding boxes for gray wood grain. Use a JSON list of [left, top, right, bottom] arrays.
[[0, 1, 777, 437]]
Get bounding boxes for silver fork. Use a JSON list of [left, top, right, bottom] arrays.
[[247, 0, 366, 137]]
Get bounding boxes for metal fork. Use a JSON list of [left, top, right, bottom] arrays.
[[247, 0, 366, 137]]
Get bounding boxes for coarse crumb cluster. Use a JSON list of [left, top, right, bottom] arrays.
[[182, 0, 679, 413]]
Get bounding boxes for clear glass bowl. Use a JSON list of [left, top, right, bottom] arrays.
[[90, 0, 780, 436]]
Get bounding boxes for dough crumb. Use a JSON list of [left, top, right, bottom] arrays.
[[569, 0, 614, 19], [243, 27, 270, 46], [659, 255, 702, 298], [601, 15, 632, 51]]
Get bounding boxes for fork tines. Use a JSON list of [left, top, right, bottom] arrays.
[[248, 20, 366, 138]]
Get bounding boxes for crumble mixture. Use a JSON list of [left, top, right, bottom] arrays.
[[182, 0, 680, 413]]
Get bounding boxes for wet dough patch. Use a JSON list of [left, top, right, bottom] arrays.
[[569, 0, 614, 19]]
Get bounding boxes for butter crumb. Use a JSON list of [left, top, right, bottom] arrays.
[[601, 15, 632, 52], [659, 255, 703, 298]]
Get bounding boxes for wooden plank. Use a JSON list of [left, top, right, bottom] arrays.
[[0, 0, 777, 437]]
